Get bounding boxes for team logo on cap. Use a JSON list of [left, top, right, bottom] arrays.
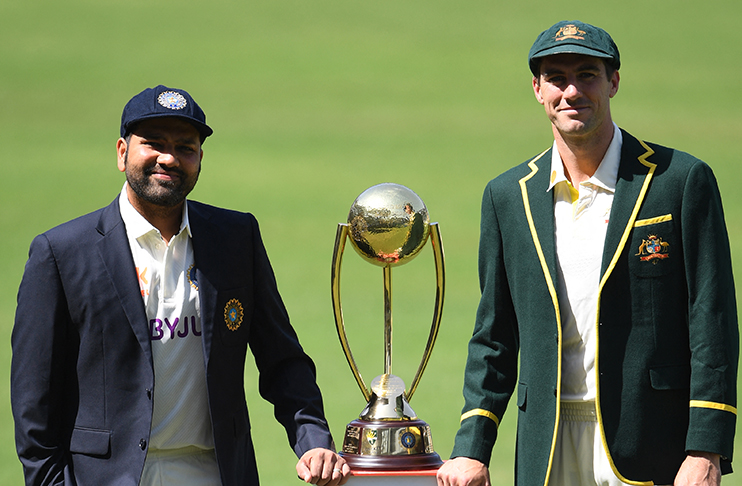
[[555, 24, 586, 42], [157, 91, 188, 110], [224, 298, 244, 331], [635, 234, 670, 264]]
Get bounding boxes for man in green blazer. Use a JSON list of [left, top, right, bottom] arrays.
[[437, 20, 737, 486]]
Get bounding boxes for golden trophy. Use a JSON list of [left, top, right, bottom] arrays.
[[331, 183, 444, 470]]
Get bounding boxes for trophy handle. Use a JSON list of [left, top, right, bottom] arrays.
[[406, 222, 445, 402], [332, 223, 371, 402]]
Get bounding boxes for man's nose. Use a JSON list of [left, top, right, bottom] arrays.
[[563, 81, 580, 99], [157, 151, 178, 165]]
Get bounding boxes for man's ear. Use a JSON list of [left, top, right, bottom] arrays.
[[609, 70, 620, 98], [117, 138, 127, 172], [533, 76, 545, 105]]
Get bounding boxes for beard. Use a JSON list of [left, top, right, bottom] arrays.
[[124, 152, 200, 208]]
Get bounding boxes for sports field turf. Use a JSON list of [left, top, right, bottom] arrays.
[[1, 0, 740, 484]]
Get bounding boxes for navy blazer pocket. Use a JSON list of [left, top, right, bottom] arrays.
[[70, 427, 111, 456], [649, 364, 690, 390]]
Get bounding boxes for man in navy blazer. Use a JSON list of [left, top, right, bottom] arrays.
[[11, 85, 349, 486]]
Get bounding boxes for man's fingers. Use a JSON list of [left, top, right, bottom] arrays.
[[296, 449, 351, 485]]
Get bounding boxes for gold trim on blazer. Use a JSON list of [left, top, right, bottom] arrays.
[[634, 214, 673, 227], [594, 139, 657, 486], [518, 149, 563, 486], [690, 400, 738, 415], [460, 408, 501, 427]]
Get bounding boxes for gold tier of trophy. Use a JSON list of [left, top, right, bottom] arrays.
[[331, 183, 444, 470]]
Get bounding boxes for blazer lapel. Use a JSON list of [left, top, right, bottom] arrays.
[[518, 148, 564, 479], [95, 198, 152, 366], [600, 130, 657, 282], [187, 202, 218, 361], [519, 148, 559, 305]]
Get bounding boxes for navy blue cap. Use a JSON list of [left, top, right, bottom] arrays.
[[120, 85, 213, 140], [528, 20, 620, 76]]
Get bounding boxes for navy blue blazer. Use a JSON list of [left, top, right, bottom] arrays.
[[11, 197, 334, 486]]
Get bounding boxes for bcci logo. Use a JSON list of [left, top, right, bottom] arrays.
[[224, 298, 244, 331], [635, 234, 670, 264], [158, 91, 188, 110]]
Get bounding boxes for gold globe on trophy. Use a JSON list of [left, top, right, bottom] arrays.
[[331, 183, 444, 470]]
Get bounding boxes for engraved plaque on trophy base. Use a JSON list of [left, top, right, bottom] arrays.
[[341, 419, 441, 470]]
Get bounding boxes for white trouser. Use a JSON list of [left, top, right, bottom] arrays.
[[548, 401, 633, 486], [140, 446, 220, 486]]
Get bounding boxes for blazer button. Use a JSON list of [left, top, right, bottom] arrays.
[[146, 388, 152, 399], [139, 439, 147, 450]]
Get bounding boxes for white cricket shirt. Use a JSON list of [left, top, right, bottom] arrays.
[[119, 185, 215, 453], [548, 124, 622, 401]]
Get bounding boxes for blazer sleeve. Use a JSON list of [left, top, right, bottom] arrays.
[[450, 181, 519, 465], [681, 160, 738, 460], [11, 234, 78, 486], [246, 219, 334, 457]]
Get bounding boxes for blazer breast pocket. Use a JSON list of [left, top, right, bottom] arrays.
[[628, 214, 677, 278]]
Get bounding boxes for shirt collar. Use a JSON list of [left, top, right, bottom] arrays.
[[547, 123, 622, 193], [118, 183, 192, 240]]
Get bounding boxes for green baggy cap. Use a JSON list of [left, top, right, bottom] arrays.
[[528, 20, 620, 76]]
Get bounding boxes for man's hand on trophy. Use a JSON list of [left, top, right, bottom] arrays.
[[296, 448, 350, 486], [436, 457, 491, 486]]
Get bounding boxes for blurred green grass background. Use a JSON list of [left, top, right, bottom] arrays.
[[1, 0, 740, 484]]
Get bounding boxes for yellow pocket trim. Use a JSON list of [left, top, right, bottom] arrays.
[[461, 408, 500, 427], [690, 400, 738, 415], [634, 214, 672, 227]]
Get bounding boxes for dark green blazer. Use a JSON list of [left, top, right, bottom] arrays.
[[451, 130, 738, 485]]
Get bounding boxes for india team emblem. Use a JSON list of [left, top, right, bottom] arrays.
[[224, 298, 244, 331], [635, 234, 670, 264], [157, 91, 188, 110]]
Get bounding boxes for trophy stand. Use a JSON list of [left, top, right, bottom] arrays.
[[331, 183, 445, 472]]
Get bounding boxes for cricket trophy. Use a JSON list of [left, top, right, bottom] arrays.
[[331, 183, 444, 470]]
